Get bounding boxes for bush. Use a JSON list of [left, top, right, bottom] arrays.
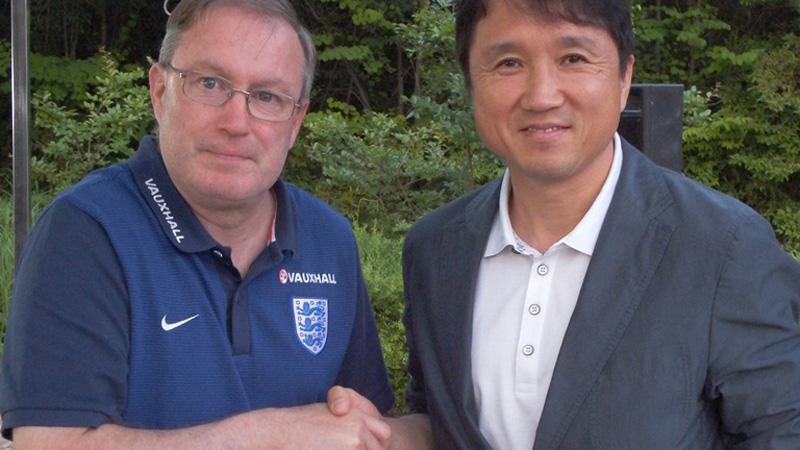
[[0, 192, 52, 358], [0, 195, 13, 355], [286, 106, 502, 238], [682, 34, 800, 254], [0, 40, 111, 187], [354, 223, 408, 412], [30, 49, 154, 193]]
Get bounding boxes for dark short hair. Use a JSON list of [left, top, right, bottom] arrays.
[[159, 0, 316, 101], [456, 0, 635, 88]]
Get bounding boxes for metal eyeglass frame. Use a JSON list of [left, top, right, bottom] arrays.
[[165, 63, 303, 123]]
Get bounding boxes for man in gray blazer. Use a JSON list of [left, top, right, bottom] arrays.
[[400, 0, 800, 448]]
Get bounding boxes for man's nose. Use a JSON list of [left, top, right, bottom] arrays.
[[520, 65, 564, 111]]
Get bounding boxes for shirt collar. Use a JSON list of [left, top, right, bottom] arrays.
[[485, 169, 519, 257], [129, 135, 216, 253], [271, 177, 298, 257], [485, 132, 624, 257]]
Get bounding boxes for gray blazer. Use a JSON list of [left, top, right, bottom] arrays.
[[402, 140, 800, 449]]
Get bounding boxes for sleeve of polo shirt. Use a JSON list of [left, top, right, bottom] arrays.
[[0, 199, 129, 438], [333, 238, 395, 414]]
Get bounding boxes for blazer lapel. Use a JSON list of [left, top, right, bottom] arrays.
[[533, 144, 676, 450], [438, 179, 502, 448]]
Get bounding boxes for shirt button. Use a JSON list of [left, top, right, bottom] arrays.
[[522, 345, 534, 356], [529, 304, 541, 315], [537, 264, 549, 276], [213, 250, 224, 258]]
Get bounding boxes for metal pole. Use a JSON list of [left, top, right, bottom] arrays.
[[12, 0, 31, 273]]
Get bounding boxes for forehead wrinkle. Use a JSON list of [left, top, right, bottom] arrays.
[[192, 4, 280, 59], [248, 16, 280, 59], [477, 26, 609, 62], [225, 10, 278, 58], [556, 33, 606, 53], [237, 15, 300, 92]]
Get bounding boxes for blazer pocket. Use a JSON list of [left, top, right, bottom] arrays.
[[589, 345, 689, 450]]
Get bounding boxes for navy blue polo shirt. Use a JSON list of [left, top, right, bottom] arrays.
[[0, 136, 393, 436]]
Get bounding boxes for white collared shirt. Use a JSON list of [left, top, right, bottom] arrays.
[[471, 133, 624, 450]]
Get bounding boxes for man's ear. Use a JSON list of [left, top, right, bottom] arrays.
[[288, 100, 309, 148], [149, 63, 168, 124], [619, 55, 635, 113]]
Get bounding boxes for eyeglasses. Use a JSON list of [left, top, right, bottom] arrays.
[[165, 63, 302, 123]]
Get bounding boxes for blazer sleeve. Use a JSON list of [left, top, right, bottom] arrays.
[[402, 231, 429, 415], [705, 209, 800, 447]]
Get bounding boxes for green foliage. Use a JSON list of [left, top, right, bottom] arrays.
[[396, 0, 483, 171], [29, 53, 106, 104], [0, 195, 13, 356], [30, 50, 154, 193], [0, 40, 10, 95], [633, 3, 737, 86], [0, 40, 11, 184], [354, 223, 407, 412], [0, 192, 52, 359], [2, 42, 105, 188], [398, 0, 502, 190], [395, 0, 456, 78], [304, 0, 413, 109], [681, 86, 719, 187], [23, 0, 167, 61], [683, 33, 800, 254], [287, 2, 505, 235], [395, 0, 463, 114], [0, 38, 106, 108], [288, 106, 481, 237]]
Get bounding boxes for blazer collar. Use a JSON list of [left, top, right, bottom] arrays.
[[438, 178, 502, 449], [533, 140, 676, 450]]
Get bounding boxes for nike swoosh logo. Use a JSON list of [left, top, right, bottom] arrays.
[[161, 314, 200, 331]]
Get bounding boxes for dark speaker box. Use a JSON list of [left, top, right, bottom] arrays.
[[618, 84, 684, 172]]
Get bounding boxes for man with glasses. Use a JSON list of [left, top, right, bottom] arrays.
[[0, 0, 424, 448]]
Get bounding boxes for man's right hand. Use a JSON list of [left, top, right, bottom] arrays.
[[12, 399, 392, 450]]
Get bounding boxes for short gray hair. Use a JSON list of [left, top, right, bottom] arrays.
[[159, 0, 316, 101]]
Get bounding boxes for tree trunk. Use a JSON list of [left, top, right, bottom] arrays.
[[396, 44, 405, 113], [414, 0, 430, 97], [100, 0, 108, 50], [689, 0, 702, 79]]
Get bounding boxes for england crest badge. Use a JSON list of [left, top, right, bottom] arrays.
[[294, 298, 328, 355]]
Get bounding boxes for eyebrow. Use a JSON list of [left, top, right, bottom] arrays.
[[480, 41, 520, 62], [479, 32, 604, 62]]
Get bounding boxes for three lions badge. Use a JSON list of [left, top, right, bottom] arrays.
[[294, 298, 328, 355]]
